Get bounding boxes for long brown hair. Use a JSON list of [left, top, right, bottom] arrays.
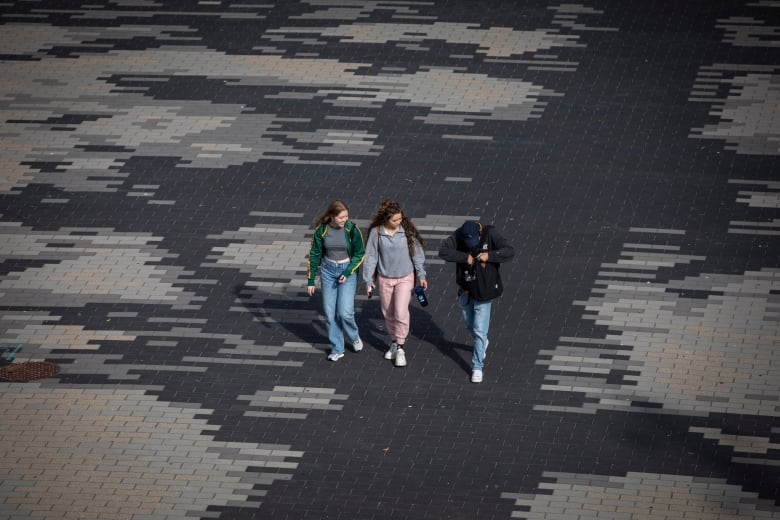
[[313, 200, 349, 228], [368, 199, 425, 258]]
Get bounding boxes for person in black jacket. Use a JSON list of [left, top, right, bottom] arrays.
[[438, 220, 514, 383]]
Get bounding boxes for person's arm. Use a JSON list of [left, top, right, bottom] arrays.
[[438, 233, 471, 263], [411, 240, 427, 290], [485, 227, 514, 263], [343, 223, 365, 278], [362, 227, 378, 294], [307, 226, 324, 295]]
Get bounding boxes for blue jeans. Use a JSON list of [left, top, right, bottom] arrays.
[[320, 258, 359, 354], [458, 293, 492, 370]]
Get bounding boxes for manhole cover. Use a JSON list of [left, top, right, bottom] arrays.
[[0, 361, 60, 382]]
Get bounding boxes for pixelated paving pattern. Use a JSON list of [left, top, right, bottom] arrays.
[[1, 0, 779, 519], [0, 5, 608, 193]]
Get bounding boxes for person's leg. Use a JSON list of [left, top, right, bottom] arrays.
[[377, 275, 400, 360], [470, 299, 493, 371], [376, 274, 397, 340], [389, 273, 414, 367], [320, 261, 345, 355], [458, 292, 475, 337], [391, 273, 415, 346], [336, 272, 360, 346]]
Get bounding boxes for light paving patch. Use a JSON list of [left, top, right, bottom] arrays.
[[728, 179, 780, 236], [293, 0, 436, 20], [238, 385, 348, 419], [729, 180, 780, 210], [272, 3, 615, 70], [0, 384, 301, 520], [267, 22, 581, 58], [716, 16, 780, 48], [536, 234, 780, 417], [0, 23, 199, 56], [206, 223, 314, 282], [689, 65, 780, 156], [687, 9, 780, 155], [0, 224, 199, 309], [502, 471, 780, 519]]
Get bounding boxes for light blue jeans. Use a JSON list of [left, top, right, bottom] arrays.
[[321, 258, 359, 354], [458, 293, 492, 370]]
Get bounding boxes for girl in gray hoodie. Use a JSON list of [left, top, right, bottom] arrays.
[[363, 199, 428, 367]]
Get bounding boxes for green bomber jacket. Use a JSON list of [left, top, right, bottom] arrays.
[[307, 221, 365, 286]]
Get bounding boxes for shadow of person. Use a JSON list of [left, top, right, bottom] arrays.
[[231, 280, 327, 350], [353, 293, 473, 375], [409, 304, 473, 375], [350, 294, 393, 354]]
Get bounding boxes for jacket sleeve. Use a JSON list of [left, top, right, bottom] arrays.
[[307, 226, 324, 286], [362, 227, 379, 286], [343, 223, 365, 278], [411, 240, 426, 281], [438, 233, 471, 263], [486, 227, 515, 263]]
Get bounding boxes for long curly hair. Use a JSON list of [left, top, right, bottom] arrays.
[[368, 199, 425, 258], [313, 200, 349, 228]]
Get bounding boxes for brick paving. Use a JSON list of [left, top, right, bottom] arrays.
[[0, 1, 779, 519]]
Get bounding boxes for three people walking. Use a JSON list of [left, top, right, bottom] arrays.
[[306, 202, 513, 382]]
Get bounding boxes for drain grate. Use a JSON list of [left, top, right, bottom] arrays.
[[0, 361, 61, 382]]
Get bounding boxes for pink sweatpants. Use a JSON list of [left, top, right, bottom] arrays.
[[376, 272, 415, 345]]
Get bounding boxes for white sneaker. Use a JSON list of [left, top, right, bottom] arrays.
[[353, 337, 363, 352], [471, 369, 483, 383], [384, 342, 398, 360], [394, 348, 407, 367], [327, 352, 344, 362]]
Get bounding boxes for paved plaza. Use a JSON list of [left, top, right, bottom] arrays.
[[1, 0, 779, 518]]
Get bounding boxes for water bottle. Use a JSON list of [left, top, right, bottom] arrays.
[[414, 285, 428, 307]]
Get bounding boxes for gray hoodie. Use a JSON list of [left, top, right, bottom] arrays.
[[363, 225, 426, 284]]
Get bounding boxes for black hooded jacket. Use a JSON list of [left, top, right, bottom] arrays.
[[438, 222, 515, 301]]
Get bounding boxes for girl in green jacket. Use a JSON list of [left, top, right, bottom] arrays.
[[307, 200, 366, 361]]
